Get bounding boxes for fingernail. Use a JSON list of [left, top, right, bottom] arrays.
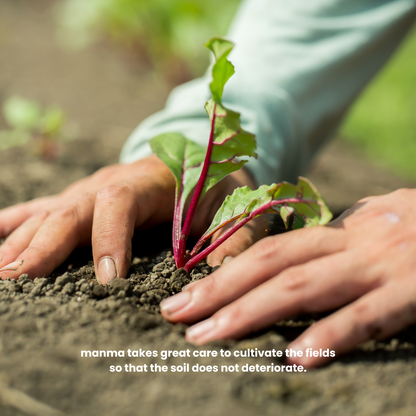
[[288, 342, 304, 355], [160, 291, 191, 315], [0, 259, 23, 272], [287, 338, 312, 364], [186, 319, 216, 345], [97, 257, 117, 285], [222, 256, 233, 265]]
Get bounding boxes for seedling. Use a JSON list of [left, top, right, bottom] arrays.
[[150, 38, 332, 272], [0, 96, 67, 159]]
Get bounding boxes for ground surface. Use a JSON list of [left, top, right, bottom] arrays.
[[1, 1, 416, 416]]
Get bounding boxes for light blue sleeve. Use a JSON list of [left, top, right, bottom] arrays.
[[120, 0, 416, 186]]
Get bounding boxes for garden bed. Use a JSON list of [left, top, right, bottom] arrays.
[[1, 145, 416, 416]]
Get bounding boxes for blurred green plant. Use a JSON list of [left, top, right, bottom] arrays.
[[0, 96, 67, 160], [55, 0, 241, 83], [341, 27, 416, 180]]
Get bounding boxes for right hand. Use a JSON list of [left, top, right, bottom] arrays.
[[0, 155, 267, 284]]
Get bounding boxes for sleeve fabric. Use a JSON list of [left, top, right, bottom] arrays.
[[120, 0, 416, 186]]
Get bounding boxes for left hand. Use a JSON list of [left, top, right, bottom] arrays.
[[160, 188, 416, 367], [0, 156, 265, 283]]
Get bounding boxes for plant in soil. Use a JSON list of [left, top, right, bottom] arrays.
[[0, 96, 67, 159], [150, 37, 332, 273]]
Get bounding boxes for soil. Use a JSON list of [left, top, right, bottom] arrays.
[[1, 1, 416, 416]]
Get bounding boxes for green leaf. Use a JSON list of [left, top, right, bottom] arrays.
[[280, 205, 295, 228], [3, 96, 41, 130], [151, 37, 256, 210], [150, 133, 206, 210], [150, 36, 257, 268], [205, 37, 235, 102], [39, 106, 66, 136], [200, 177, 332, 244], [202, 99, 257, 196]]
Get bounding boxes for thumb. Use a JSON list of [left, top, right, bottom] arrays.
[[207, 215, 269, 267]]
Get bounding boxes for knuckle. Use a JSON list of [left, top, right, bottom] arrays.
[[312, 320, 338, 342], [392, 187, 412, 198], [196, 276, 219, 301], [96, 182, 133, 202], [93, 164, 118, 180], [219, 304, 245, 327], [351, 302, 383, 340], [250, 235, 280, 262], [351, 301, 369, 318], [51, 205, 79, 224], [92, 227, 118, 244], [280, 268, 308, 292]]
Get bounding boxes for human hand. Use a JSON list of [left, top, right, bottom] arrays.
[[0, 155, 264, 284], [160, 188, 416, 367], [0, 155, 176, 283]]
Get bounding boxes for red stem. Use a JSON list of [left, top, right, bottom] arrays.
[[183, 197, 320, 272], [173, 156, 188, 265], [183, 215, 251, 273], [190, 216, 237, 257], [172, 185, 182, 266], [176, 104, 217, 268], [190, 197, 318, 258]]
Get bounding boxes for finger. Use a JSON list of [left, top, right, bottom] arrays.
[[0, 196, 57, 238], [286, 281, 416, 368], [207, 215, 269, 267], [0, 211, 50, 268], [0, 195, 94, 280], [160, 225, 345, 322], [92, 176, 174, 285], [183, 250, 375, 345], [92, 182, 139, 285]]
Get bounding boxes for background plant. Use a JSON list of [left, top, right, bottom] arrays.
[[55, 0, 241, 83], [0, 96, 67, 160]]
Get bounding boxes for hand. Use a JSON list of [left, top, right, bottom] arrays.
[[0, 155, 264, 283], [160, 188, 416, 367]]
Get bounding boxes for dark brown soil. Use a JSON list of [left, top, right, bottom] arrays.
[[1, 1, 416, 416]]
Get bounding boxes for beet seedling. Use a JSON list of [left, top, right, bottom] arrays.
[[150, 37, 332, 272]]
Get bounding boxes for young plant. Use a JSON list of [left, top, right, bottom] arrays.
[[150, 38, 332, 273], [0, 96, 67, 159]]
